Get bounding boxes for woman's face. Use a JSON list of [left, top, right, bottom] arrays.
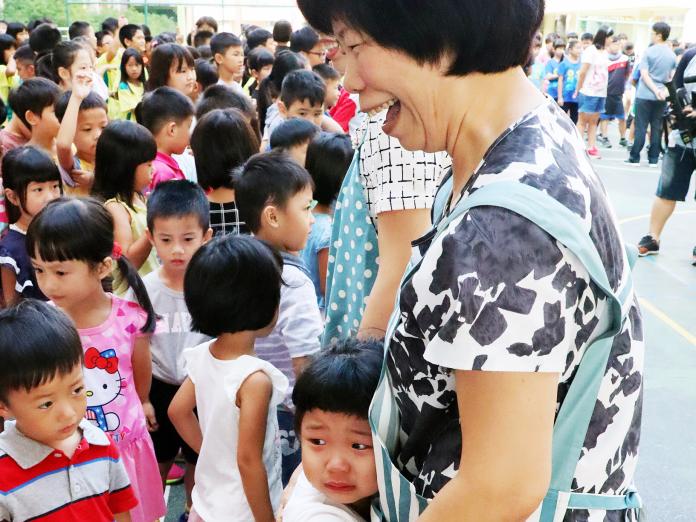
[[334, 21, 445, 153]]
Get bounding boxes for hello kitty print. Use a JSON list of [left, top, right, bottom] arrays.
[[78, 296, 149, 446]]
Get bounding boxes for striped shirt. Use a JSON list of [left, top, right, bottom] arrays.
[[0, 419, 138, 521]]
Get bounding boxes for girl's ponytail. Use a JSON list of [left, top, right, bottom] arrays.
[[113, 251, 156, 334]]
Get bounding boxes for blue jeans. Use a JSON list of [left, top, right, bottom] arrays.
[[630, 98, 666, 163]]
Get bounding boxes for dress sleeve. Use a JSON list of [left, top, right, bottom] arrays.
[[413, 206, 600, 374], [123, 299, 148, 336], [106, 437, 139, 514]]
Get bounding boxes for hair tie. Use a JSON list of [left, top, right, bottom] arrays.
[[112, 241, 123, 260]]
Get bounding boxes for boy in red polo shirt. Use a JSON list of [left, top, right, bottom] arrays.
[[0, 300, 138, 522]]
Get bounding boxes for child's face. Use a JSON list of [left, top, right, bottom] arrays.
[[135, 160, 154, 192], [33, 256, 111, 310], [16, 59, 35, 81], [32, 105, 61, 140], [127, 30, 147, 53], [3, 46, 15, 65], [300, 409, 378, 507], [147, 215, 212, 275], [272, 184, 315, 252], [97, 33, 114, 57], [74, 107, 108, 162], [324, 79, 341, 109], [253, 64, 273, 84], [0, 364, 86, 449], [287, 141, 310, 167], [283, 99, 324, 127], [125, 55, 143, 81], [168, 60, 197, 98], [263, 38, 277, 54], [60, 48, 94, 89], [5, 180, 61, 222], [305, 43, 327, 67], [554, 47, 564, 59], [216, 45, 245, 76], [168, 116, 193, 155]]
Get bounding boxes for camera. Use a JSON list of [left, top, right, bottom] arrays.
[[665, 75, 696, 145]]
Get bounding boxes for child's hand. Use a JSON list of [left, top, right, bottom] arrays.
[[71, 169, 94, 189], [72, 73, 93, 100], [142, 401, 159, 432]]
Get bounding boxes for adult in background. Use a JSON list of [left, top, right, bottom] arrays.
[[299, 0, 644, 520], [627, 22, 676, 166], [273, 20, 292, 54]]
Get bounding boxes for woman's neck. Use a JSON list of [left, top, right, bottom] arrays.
[[207, 187, 235, 204], [63, 289, 112, 329], [209, 331, 257, 361], [446, 67, 546, 197]]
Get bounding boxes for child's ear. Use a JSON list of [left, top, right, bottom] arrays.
[[57, 66, 70, 84], [214, 53, 223, 65], [24, 109, 40, 127], [145, 228, 155, 246], [203, 227, 213, 243], [0, 401, 10, 419], [277, 100, 288, 117], [166, 121, 178, 137], [4, 188, 19, 207], [262, 205, 280, 229], [98, 257, 114, 280]]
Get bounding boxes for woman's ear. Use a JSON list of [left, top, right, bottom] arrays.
[[4, 188, 20, 207]]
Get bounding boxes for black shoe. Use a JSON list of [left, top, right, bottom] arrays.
[[619, 138, 628, 147], [638, 235, 659, 256], [598, 135, 612, 148]]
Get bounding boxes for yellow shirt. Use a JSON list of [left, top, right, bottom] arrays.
[[97, 48, 124, 94], [113, 81, 144, 121]]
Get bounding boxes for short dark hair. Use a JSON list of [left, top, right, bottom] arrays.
[[652, 22, 671, 42], [593, 26, 614, 50], [194, 58, 219, 91], [581, 32, 594, 42], [184, 234, 283, 336], [2, 146, 62, 223], [95, 30, 107, 47], [210, 32, 243, 57], [28, 19, 54, 33], [247, 47, 275, 72], [0, 300, 83, 404], [312, 63, 339, 82], [624, 42, 634, 52], [0, 34, 16, 66], [186, 45, 201, 60], [196, 45, 213, 60], [553, 38, 565, 49], [193, 30, 214, 48], [13, 44, 34, 65], [235, 151, 314, 233], [6, 22, 27, 42], [101, 17, 119, 34], [305, 132, 352, 206], [8, 77, 61, 129], [68, 20, 91, 40], [273, 20, 293, 44], [147, 43, 195, 91], [256, 50, 307, 131], [290, 26, 319, 54], [293, 337, 383, 433], [119, 24, 142, 48], [28, 23, 61, 56], [280, 69, 325, 108], [195, 16, 218, 32], [120, 48, 146, 85], [566, 32, 578, 40], [298, 0, 544, 76], [147, 179, 209, 231], [138, 86, 194, 135], [270, 118, 319, 150], [191, 108, 260, 190], [247, 28, 273, 51], [55, 90, 107, 122], [196, 83, 255, 121]]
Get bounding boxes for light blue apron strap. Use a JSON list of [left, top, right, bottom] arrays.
[[567, 489, 642, 510], [431, 170, 453, 224]]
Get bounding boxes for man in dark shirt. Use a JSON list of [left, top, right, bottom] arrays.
[[599, 36, 631, 148]]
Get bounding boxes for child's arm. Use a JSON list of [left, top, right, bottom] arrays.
[[557, 73, 565, 106], [132, 335, 158, 431], [317, 247, 329, 297], [237, 371, 275, 522], [0, 267, 18, 307], [56, 74, 93, 173], [105, 201, 154, 269], [168, 377, 202, 453], [321, 114, 344, 133], [114, 512, 132, 522]]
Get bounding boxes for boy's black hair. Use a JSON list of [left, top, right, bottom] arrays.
[[187, 46, 201, 60], [567, 40, 580, 52], [13, 44, 34, 64], [0, 34, 16, 66], [184, 234, 283, 336], [147, 43, 195, 91], [95, 30, 107, 47], [27, 197, 156, 333], [313, 63, 340, 84], [652, 22, 671, 42], [210, 32, 243, 58], [293, 337, 383, 433], [581, 32, 594, 42], [280, 69, 326, 109], [55, 90, 107, 122], [196, 45, 213, 60], [234, 151, 314, 233], [28, 19, 54, 32], [305, 132, 352, 206], [270, 117, 319, 150], [256, 50, 307, 131], [195, 16, 219, 33], [624, 42, 634, 52], [6, 22, 27, 42], [1, 146, 62, 224], [28, 23, 61, 56], [101, 17, 119, 34], [68, 20, 91, 40], [290, 26, 319, 54], [119, 24, 142, 48], [0, 300, 83, 404], [7, 77, 61, 129], [91, 120, 157, 210], [196, 83, 255, 121], [120, 47, 146, 85], [138, 86, 194, 136], [247, 47, 275, 72], [146, 179, 210, 231], [194, 58, 219, 91], [566, 32, 579, 40], [191, 108, 259, 190], [298, 0, 544, 76], [247, 28, 273, 51], [193, 30, 214, 48], [273, 20, 293, 44]]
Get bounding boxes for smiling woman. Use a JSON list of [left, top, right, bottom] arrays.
[[298, 1, 645, 521]]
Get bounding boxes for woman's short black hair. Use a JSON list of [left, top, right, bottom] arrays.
[[195, 83, 255, 121], [138, 86, 194, 136], [280, 69, 326, 108], [55, 90, 107, 122], [305, 132, 352, 206], [7, 77, 60, 129], [184, 234, 283, 336], [0, 34, 16, 66], [247, 28, 273, 51], [234, 151, 314, 233], [293, 337, 383, 434], [191, 108, 260, 191], [120, 48, 146, 86], [270, 118, 319, 150], [147, 43, 195, 91], [146, 180, 210, 232], [290, 26, 319, 53], [2, 146, 62, 223], [298, 0, 545, 76], [0, 300, 83, 404], [91, 120, 157, 209], [194, 58, 219, 91]]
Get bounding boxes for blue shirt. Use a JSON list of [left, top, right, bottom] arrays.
[[299, 212, 332, 313], [545, 58, 562, 96], [557, 59, 581, 102], [636, 43, 676, 101]]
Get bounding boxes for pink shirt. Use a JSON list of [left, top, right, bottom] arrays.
[[78, 296, 149, 448], [149, 151, 185, 192]]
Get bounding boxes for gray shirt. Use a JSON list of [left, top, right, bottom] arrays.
[[636, 43, 676, 101]]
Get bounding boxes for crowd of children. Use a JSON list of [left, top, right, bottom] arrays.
[[0, 12, 380, 522]]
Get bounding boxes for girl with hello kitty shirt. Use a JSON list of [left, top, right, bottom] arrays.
[[27, 196, 166, 522]]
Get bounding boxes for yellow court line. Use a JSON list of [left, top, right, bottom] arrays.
[[619, 210, 696, 226], [638, 297, 696, 347]]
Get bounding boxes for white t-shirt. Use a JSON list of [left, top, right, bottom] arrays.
[[580, 46, 609, 97], [184, 346, 288, 521], [283, 471, 364, 522]]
